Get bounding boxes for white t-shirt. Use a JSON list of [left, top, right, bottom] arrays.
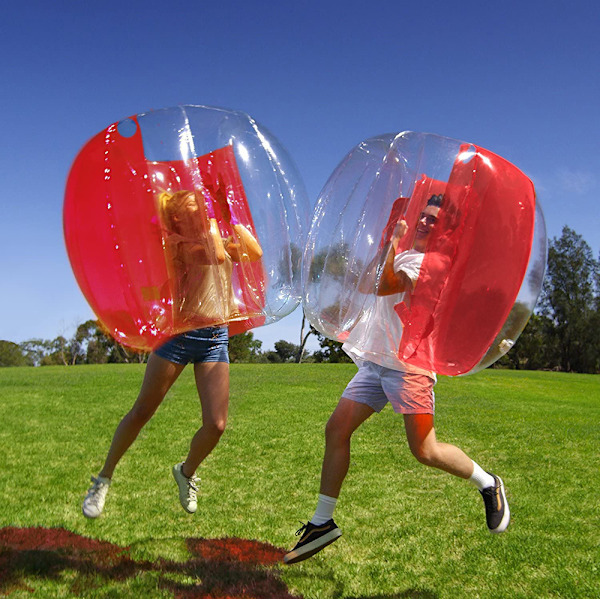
[[342, 249, 435, 378]]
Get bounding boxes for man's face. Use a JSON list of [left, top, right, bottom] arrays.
[[414, 204, 440, 243]]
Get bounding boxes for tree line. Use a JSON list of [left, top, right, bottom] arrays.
[[0, 322, 327, 367], [496, 226, 599, 373], [1, 226, 598, 372]]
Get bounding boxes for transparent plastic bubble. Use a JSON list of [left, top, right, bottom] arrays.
[[64, 105, 309, 351], [303, 131, 546, 376]]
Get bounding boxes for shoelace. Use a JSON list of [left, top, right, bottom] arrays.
[[187, 477, 198, 498], [480, 484, 500, 509], [86, 478, 108, 506], [295, 522, 308, 536]]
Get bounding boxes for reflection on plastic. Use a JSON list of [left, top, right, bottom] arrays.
[[64, 106, 309, 351], [303, 132, 547, 376]]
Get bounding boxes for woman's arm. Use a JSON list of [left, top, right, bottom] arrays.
[[225, 224, 263, 262], [165, 218, 226, 264], [208, 218, 226, 263]]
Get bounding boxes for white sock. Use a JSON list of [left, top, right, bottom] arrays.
[[469, 461, 495, 490], [311, 494, 337, 525]]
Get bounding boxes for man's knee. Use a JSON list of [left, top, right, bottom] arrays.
[[410, 441, 438, 467], [325, 415, 355, 446]]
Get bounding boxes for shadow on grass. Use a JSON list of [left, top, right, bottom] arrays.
[[0, 526, 299, 598], [360, 592, 438, 599]]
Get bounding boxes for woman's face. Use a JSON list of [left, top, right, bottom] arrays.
[[182, 193, 199, 215], [170, 192, 205, 234]]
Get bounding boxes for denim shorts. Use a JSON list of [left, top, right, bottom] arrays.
[[154, 326, 229, 365], [342, 361, 435, 414]]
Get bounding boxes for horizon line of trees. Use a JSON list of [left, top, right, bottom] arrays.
[[0, 323, 335, 367], [1, 226, 598, 373]]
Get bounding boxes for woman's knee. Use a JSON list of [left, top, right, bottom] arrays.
[[127, 396, 162, 426], [204, 417, 227, 438]]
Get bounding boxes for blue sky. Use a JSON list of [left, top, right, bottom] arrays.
[[2, 0, 599, 353]]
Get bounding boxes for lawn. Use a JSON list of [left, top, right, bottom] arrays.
[[0, 364, 598, 598]]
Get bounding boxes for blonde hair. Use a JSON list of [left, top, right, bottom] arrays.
[[157, 189, 227, 263], [157, 190, 199, 233]]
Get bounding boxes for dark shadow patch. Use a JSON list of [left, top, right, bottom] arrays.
[[0, 526, 299, 598]]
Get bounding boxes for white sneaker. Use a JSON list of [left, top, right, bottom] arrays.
[[82, 475, 111, 518], [172, 462, 198, 513]]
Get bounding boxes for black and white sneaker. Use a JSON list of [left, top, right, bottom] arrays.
[[480, 473, 510, 533], [283, 519, 342, 564]]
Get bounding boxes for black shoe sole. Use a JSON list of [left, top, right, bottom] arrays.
[[283, 528, 342, 564]]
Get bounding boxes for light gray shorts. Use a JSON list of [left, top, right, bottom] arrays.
[[342, 361, 435, 414]]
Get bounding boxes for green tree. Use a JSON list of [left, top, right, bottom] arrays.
[[74, 320, 108, 364], [107, 342, 149, 364], [307, 242, 354, 283], [40, 336, 74, 366], [278, 243, 303, 284], [496, 313, 557, 370], [263, 350, 282, 363], [274, 340, 302, 362], [312, 331, 352, 363], [539, 226, 599, 373], [19, 339, 52, 367], [228, 331, 262, 363], [596, 251, 600, 308], [591, 250, 600, 372], [0, 340, 32, 367], [84, 322, 148, 364]]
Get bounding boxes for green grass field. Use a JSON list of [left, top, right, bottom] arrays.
[[0, 364, 598, 598]]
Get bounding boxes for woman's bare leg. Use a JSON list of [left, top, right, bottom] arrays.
[[99, 353, 185, 479], [181, 361, 230, 477]]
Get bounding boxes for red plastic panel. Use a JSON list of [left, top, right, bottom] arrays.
[[64, 119, 265, 351], [395, 145, 536, 375]]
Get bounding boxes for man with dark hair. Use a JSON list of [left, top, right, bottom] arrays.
[[284, 194, 509, 565]]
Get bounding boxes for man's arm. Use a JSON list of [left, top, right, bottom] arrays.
[[374, 244, 414, 295], [358, 219, 413, 296]]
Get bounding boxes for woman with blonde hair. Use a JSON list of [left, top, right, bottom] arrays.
[[82, 188, 262, 519], [157, 189, 262, 327]]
